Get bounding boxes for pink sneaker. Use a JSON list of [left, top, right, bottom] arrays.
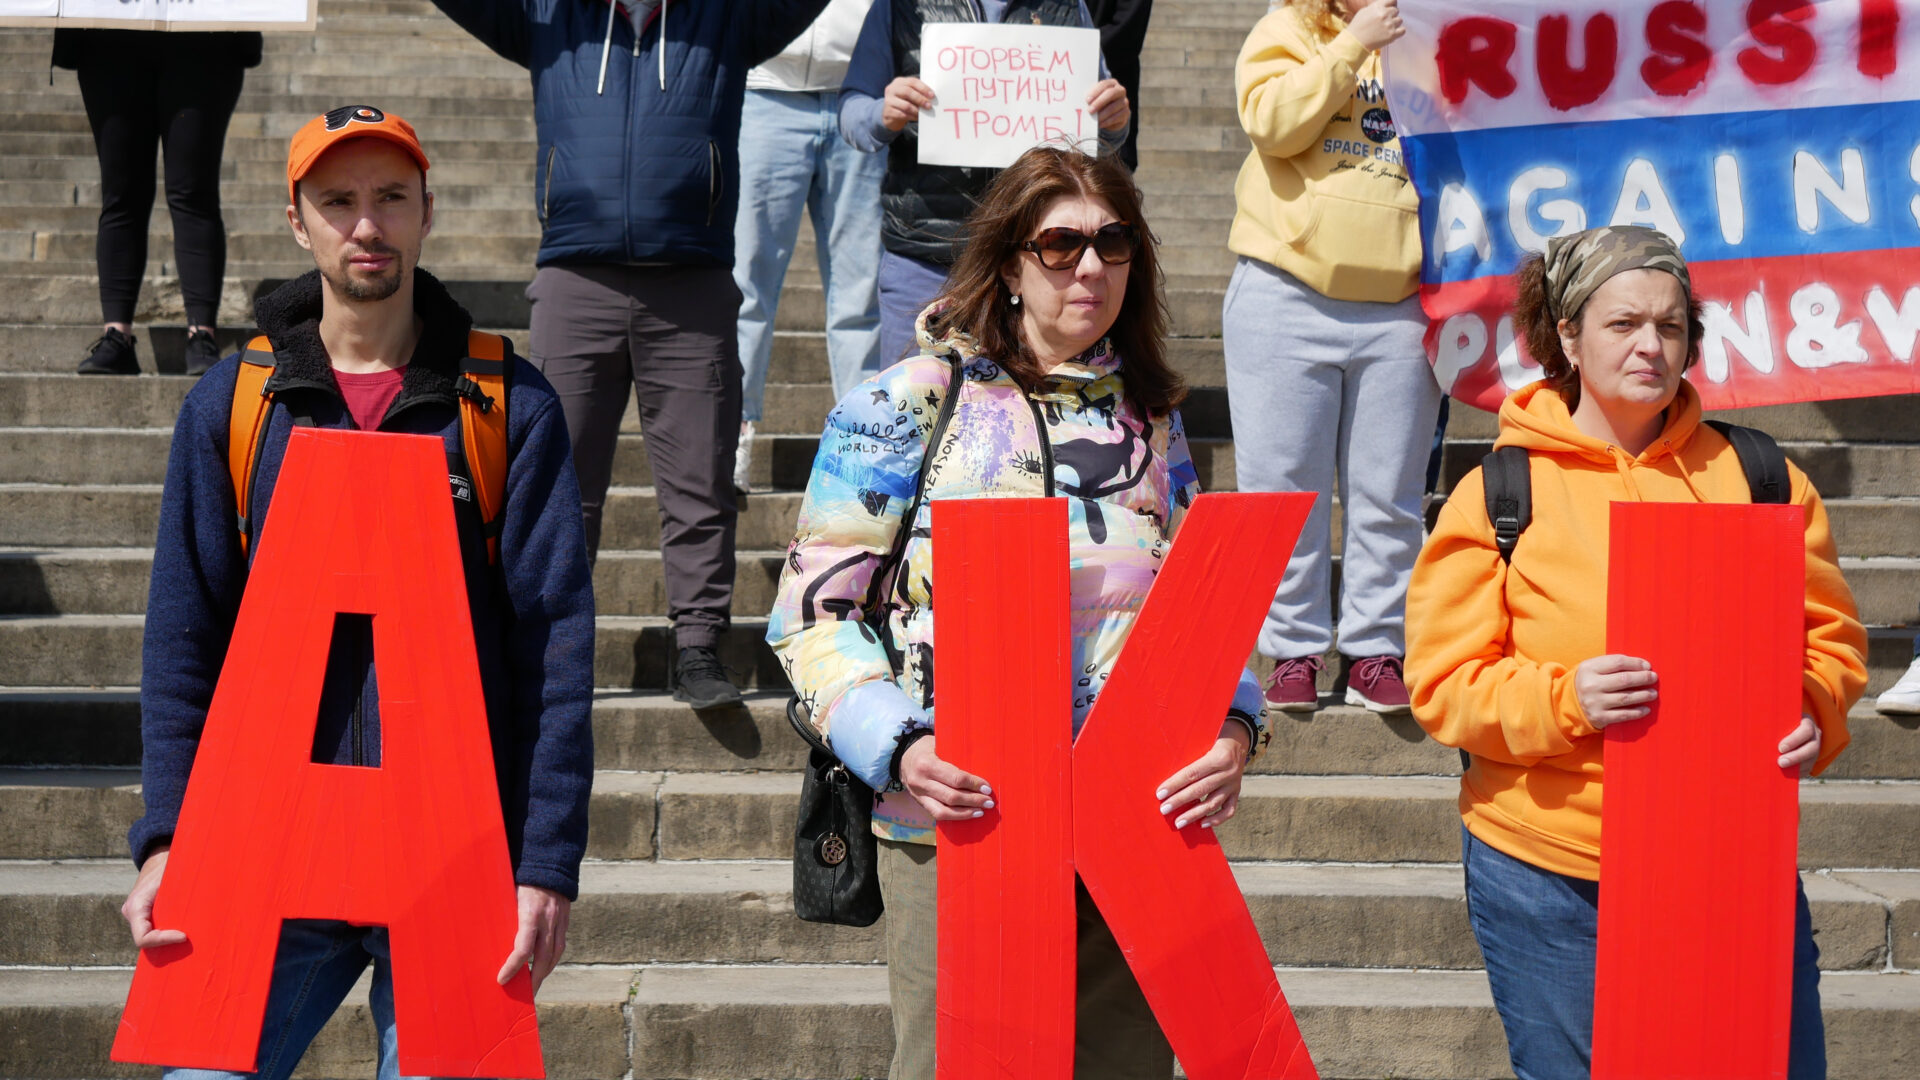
[[1263, 655, 1324, 713], [1346, 655, 1411, 714]]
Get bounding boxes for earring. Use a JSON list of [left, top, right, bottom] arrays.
[[1010, 294, 1022, 307]]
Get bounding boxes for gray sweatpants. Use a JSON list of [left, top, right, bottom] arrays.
[[1222, 256, 1442, 660], [527, 263, 741, 649]]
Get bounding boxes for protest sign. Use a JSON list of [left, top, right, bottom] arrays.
[[111, 428, 543, 1078], [1384, 0, 1920, 411], [917, 23, 1101, 169], [0, 0, 316, 31], [1597, 501, 1804, 1077], [933, 493, 1320, 1080]]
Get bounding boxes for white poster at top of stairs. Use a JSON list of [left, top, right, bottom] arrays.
[[3, 0, 317, 29], [916, 23, 1101, 170]]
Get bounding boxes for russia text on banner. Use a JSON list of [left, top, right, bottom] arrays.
[[1382, 0, 1920, 412], [917, 23, 1101, 169]]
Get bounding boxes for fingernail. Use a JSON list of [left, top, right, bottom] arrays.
[[1202, 821, 1214, 829], [971, 810, 984, 818], [1156, 788, 1168, 800], [1160, 802, 1173, 815], [979, 784, 992, 795], [1175, 818, 1189, 828], [982, 799, 995, 810]]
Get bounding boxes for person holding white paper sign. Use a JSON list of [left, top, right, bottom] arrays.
[[1404, 227, 1867, 1080], [838, 0, 1132, 368]]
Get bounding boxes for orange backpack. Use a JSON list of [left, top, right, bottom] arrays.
[[227, 331, 512, 564]]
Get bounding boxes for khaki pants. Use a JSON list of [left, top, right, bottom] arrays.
[[877, 838, 1175, 1080]]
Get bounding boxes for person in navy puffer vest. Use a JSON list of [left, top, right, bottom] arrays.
[[426, 0, 835, 708]]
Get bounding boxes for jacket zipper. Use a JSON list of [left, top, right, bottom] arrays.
[[540, 145, 556, 223], [707, 140, 723, 226], [1024, 394, 1057, 497]]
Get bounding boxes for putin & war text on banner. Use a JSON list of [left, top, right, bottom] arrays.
[[1384, 0, 1920, 412]]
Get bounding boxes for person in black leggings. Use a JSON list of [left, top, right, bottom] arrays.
[[54, 29, 260, 375]]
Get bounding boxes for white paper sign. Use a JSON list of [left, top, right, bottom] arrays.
[[916, 23, 1101, 169], [1, 0, 314, 30]]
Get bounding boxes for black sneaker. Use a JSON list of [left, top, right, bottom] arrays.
[[78, 328, 138, 375], [673, 645, 742, 709], [183, 327, 222, 377]]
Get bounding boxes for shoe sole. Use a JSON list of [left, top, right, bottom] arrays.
[[1268, 697, 1321, 713], [1878, 697, 1920, 715], [1345, 686, 1412, 715], [674, 685, 744, 710]]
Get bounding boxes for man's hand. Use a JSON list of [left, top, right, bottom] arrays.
[[1348, 0, 1406, 52], [883, 76, 936, 132], [1779, 716, 1821, 776], [121, 845, 189, 950], [1156, 721, 1253, 831], [899, 736, 995, 821], [497, 885, 570, 994], [1087, 78, 1131, 132]]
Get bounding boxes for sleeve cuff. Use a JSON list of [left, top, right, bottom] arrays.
[[826, 679, 931, 790], [1230, 670, 1270, 761], [513, 863, 581, 903]]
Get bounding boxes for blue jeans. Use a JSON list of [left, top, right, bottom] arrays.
[[163, 920, 448, 1080], [876, 249, 951, 372], [733, 88, 884, 418], [1463, 827, 1825, 1079]]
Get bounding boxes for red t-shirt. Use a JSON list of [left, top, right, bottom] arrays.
[[334, 367, 407, 432]]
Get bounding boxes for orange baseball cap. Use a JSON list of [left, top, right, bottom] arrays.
[[286, 105, 431, 206]]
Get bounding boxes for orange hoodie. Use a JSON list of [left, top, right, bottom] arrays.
[[1405, 381, 1868, 880]]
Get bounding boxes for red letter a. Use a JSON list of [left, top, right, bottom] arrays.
[[111, 429, 543, 1078]]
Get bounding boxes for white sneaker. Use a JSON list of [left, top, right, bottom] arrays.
[[733, 420, 755, 494], [1877, 655, 1920, 714]]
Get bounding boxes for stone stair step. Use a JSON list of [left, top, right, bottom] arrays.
[[1, 858, 1906, 973]]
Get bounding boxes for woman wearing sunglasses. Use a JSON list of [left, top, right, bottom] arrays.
[[1224, 0, 1443, 714], [768, 146, 1269, 1080]]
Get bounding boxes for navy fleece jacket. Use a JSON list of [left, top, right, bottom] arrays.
[[427, 0, 832, 267], [131, 269, 597, 900]]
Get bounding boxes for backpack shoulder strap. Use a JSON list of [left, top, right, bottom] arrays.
[[457, 331, 512, 564], [1703, 420, 1791, 505], [1480, 445, 1533, 564], [227, 336, 278, 558]]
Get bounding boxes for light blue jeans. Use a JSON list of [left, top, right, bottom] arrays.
[[733, 88, 884, 419], [163, 920, 452, 1080], [1463, 827, 1826, 1079]]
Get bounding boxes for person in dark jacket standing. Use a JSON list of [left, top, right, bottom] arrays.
[[54, 29, 261, 376], [839, 0, 1134, 368], [119, 108, 596, 1080], [425, 0, 836, 709], [1084, 0, 1150, 169]]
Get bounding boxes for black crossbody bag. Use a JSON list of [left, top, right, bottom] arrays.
[[786, 357, 962, 927]]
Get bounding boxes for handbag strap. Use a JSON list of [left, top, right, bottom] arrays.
[[786, 695, 834, 758]]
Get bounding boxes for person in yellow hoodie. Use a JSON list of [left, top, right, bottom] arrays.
[[1224, 0, 1443, 715], [1406, 226, 1867, 1080]]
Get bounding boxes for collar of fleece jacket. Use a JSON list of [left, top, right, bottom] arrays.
[[252, 268, 477, 411]]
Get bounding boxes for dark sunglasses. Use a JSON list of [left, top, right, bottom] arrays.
[[1018, 222, 1141, 270]]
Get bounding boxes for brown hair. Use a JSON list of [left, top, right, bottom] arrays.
[[1283, 0, 1348, 40], [926, 146, 1185, 415], [1512, 253, 1705, 409]]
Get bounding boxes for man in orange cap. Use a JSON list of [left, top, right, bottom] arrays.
[[121, 106, 596, 1080]]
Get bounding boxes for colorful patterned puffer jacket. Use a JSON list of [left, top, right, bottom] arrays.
[[766, 312, 1271, 845]]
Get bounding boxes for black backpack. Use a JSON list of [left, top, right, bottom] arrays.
[[1480, 420, 1792, 564]]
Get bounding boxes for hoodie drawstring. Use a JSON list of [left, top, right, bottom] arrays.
[[1607, 446, 1647, 503], [1667, 439, 1711, 503], [596, 0, 618, 95]]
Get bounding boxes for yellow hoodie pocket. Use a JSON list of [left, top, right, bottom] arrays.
[[1292, 191, 1421, 300]]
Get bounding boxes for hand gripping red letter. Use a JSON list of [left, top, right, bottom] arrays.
[[111, 429, 543, 1078]]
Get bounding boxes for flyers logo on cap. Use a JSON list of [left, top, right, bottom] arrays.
[[323, 106, 388, 132]]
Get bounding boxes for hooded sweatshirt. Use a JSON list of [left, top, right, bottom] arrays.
[[1404, 381, 1868, 880], [1229, 7, 1419, 303]]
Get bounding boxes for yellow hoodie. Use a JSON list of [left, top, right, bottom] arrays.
[[1405, 381, 1868, 880], [1230, 8, 1420, 303]]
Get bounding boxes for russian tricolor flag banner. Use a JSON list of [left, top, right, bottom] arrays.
[[1383, 0, 1920, 412]]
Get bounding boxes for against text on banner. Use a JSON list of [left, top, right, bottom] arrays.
[[918, 23, 1101, 169]]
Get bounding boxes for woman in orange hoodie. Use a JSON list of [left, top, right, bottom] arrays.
[[1405, 226, 1867, 1080]]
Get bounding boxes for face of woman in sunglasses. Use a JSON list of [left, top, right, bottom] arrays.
[[1000, 194, 1132, 367]]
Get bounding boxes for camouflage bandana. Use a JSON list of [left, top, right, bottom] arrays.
[[1541, 226, 1692, 324]]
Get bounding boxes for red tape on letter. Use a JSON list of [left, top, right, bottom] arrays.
[[1594, 501, 1804, 1080], [112, 429, 543, 1078]]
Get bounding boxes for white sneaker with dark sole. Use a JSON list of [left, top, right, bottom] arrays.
[[1877, 656, 1920, 715]]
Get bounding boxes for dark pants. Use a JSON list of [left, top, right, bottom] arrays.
[[527, 263, 741, 649], [77, 47, 245, 327], [1463, 826, 1826, 1079]]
